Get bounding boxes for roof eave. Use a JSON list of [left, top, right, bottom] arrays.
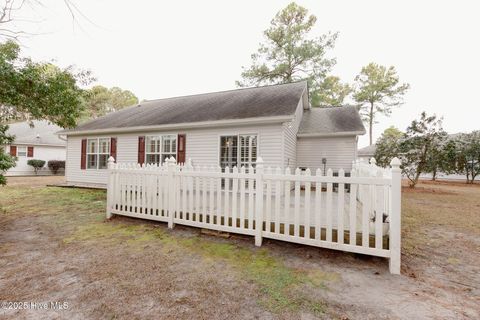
[[58, 114, 294, 136], [297, 130, 366, 138], [10, 142, 66, 147]]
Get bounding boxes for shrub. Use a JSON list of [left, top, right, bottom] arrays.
[[27, 159, 46, 175], [47, 160, 66, 174]]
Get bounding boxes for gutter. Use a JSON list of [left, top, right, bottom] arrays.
[[10, 142, 66, 147], [57, 115, 294, 136], [297, 130, 366, 138]]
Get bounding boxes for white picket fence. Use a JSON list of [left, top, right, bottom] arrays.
[[352, 158, 392, 216], [106, 156, 402, 274]]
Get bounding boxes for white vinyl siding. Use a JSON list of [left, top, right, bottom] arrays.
[[283, 97, 304, 170], [5, 145, 66, 176], [296, 136, 358, 173], [66, 136, 118, 185], [65, 123, 284, 186]]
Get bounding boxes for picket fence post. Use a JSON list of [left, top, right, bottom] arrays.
[[167, 156, 177, 229], [255, 157, 264, 246], [389, 157, 402, 274], [106, 156, 115, 219]]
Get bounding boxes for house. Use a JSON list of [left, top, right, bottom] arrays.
[[5, 120, 66, 176], [59, 82, 365, 187], [357, 144, 376, 162]]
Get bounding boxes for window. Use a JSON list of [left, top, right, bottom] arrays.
[[145, 135, 177, 165], [239, 135, 257, 168], [98, 138, 110, 169], [87, 138, 110, 169], [146, 136, 161, 164], [17, 146, 27, 157], [162, 135, 177, 163], [220, 134, 257, 170], [220, 136, 238, 170]]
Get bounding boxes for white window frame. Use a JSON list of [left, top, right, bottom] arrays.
[[86, 137, 110, 170], [145, 134, 177, 165], [145, 136, 161, 165], [219, 134, 258, 170], [17, 146, 27, 157]]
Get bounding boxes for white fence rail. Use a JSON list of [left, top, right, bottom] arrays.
[[106, 156, 402, 274]]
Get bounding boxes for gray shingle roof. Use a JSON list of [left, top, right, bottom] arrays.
[[7, 120, 65, 146], [358, 144, 376, 156], [298, 106, 365, 136], [65, 81, 307, 133]]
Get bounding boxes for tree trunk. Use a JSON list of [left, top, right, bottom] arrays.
[[432, 168, 437, 181], [468, 172, 477, 184], [369, 102, 374, 145], [472, 173, 478, 184], [412, 170, 422, 188]]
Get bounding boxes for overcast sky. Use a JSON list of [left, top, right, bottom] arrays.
[[11, 0, 480, 147]]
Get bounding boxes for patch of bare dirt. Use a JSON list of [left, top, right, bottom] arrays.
[[402, 186, 457, 195], [0, 216, 269, 320], [5, 175, 65, 187], [419, 179, 480, 187]]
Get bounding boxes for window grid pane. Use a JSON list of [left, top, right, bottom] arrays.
[[239, 135, 257, 168], [87, 155, 97, 169], [220, 136, 238, 170], [87, 139, 97, 154], [146, 136, 161, 153], [98, 154, 109, 169], [99, 138, 110, 154]]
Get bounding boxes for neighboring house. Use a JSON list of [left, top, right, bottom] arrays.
[[357, 144, 376, 162], [5, 120, 66, 176], [59, 82, 365, 187]]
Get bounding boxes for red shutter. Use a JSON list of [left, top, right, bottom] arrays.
[[110, 137, 117, 161], [81, 139, 87, 170], [177, 134, 186, 164], [138, 136, 145, 165], [27, 146, 34, 157], [10, 146, 17, 157]]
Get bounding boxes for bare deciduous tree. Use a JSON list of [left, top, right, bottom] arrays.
[[0, 0, 90, 41]]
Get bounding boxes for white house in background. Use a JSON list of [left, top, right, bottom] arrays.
[[59, 81, 366, 187], [357, 144, 376, 162], [6, 120, 66, 176]]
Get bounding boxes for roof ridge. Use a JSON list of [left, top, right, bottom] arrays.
[[140, 80, 307, 105]]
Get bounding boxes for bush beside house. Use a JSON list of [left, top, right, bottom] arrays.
[[48, 160, 65, 174], [27, 159, 46, 175]]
